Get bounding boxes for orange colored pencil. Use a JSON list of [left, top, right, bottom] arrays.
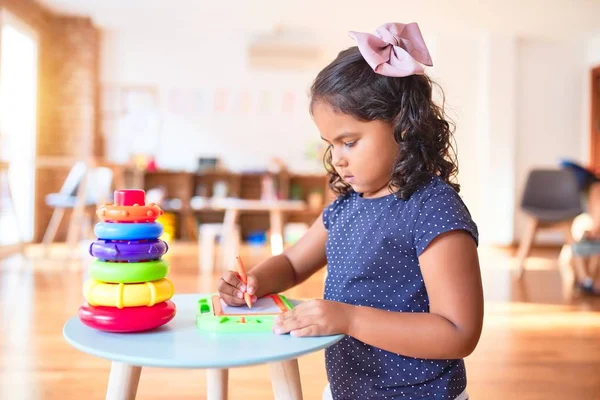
[[236, 256, 252, 309]]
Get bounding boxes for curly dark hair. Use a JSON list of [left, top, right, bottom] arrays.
[[309, 46, 460, 200]]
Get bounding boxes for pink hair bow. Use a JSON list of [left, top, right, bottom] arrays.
[[348, 22, 433, 77]]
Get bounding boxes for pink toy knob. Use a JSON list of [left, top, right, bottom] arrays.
[[114, 189, 145, 206]]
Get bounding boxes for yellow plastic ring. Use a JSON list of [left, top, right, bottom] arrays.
[[83, 278, 175, 309]]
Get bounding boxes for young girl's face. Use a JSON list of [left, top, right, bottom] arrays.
[[313, 101, 400, 199]]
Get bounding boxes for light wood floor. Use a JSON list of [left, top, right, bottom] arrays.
[[1, 243, 600, 399]]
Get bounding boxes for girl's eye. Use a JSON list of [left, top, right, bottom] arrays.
[[344, 141, 357, 148]]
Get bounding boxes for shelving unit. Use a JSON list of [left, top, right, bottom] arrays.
[[126, 169, 331, 240]]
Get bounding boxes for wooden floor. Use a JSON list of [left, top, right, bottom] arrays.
[[1, 243, 600, 399]]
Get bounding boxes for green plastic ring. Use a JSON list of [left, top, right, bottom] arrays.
[[89, 259, 169, 283]]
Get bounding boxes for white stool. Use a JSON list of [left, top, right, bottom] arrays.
[[198, 223, 240, 274]]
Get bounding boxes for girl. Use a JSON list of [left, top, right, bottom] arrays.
[[218, 22, 483, 400]]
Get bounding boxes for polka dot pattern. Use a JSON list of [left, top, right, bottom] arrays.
[[322, 176, 478, 399]]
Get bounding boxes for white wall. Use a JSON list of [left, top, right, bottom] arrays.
[[101, 29, 323, 172], [514, 38, 586, 243], [100, 25, 595, 245], [586, 34, 600, 66], [476, 36, 518, 246], [426, 35, 481, 222]]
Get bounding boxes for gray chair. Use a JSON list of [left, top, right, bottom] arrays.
[[516, 168, 583, 277]]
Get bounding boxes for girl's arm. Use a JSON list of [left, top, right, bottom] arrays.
[[347, 230, 483, 359], [275, 229, 484, 360], [218, 214, 328, 304]]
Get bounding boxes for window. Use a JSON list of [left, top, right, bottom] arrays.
[[0, 11, 38, 245]]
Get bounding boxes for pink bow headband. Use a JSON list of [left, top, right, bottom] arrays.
[[348, 22, 433, 77]]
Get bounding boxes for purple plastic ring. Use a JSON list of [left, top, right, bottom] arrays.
[[89, 239, 169, 262]]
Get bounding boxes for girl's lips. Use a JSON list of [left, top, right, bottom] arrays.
[[344, 175, 355, 183]]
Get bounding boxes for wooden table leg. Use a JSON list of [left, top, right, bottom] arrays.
[[206, 368, 229, 400], [269, 209, 284, 255], [105, 362, 142, 400], [269, 359, 303, 400]]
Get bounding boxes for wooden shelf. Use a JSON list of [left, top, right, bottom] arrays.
[[137, 169, 330, 240]]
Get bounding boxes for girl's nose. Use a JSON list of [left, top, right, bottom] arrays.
[[331, 147, 348, 168]]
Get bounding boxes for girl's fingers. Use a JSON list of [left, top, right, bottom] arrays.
[[274, 313, 311, 334], [220, 291, 247, 306], [217, 277, 244, 299], [246, 275, 259, 295], [276, 302, 317, 323], [290, 325, 320, 337], [221, 270, 246, 292]]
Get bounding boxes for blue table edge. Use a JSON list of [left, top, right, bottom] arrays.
[[63, 319, 344, 369]]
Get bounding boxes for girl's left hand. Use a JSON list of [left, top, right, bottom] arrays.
[[273, 299, 354, 337]]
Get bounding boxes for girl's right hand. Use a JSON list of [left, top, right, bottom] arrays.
[[217, 271, 259, 306]]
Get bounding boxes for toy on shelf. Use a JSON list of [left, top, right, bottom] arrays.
[[78, 189, 176, 333]]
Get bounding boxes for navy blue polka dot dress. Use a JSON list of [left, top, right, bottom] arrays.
[[322, 176, 478, 400]]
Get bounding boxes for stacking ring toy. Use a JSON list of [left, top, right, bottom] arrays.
[[78, 301, 176, 332], [89, 239, 168, 262], [96, 203, 163, 223], [94, 222, 163, 241], [83, 278, 175, 308], [89, 259, 169, 283]]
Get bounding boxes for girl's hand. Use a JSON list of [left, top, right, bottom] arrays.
[[273, 299, 353, 337], [217, 271, 258, 306]]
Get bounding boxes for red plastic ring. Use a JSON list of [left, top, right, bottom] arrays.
[[78, 300, 176, 332]]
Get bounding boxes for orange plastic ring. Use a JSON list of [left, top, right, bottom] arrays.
[[96, 203, 164, 223]]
